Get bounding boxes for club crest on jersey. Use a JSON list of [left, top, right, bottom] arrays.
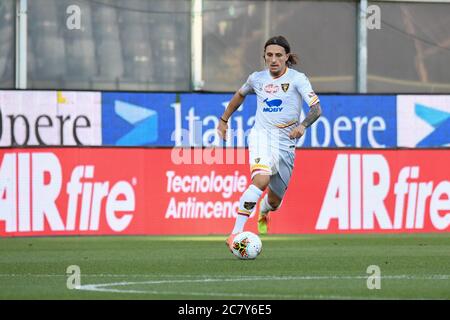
[[264, 84, 279, 94], [281, 83, 290, 92], [255, 158, 260, 164]]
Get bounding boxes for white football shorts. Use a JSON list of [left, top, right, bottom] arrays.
[[248, 129, 295, 199]]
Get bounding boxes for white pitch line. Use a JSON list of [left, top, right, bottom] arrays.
[[0, 274, 218, 278], [74, 274, 450, 299], [76, 284, 368, 300], [0, 274, 449, 279], [1, 273, 448, 299]]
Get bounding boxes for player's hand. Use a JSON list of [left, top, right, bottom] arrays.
[[217, 119, 228, 141], [289, 124, 306, 139]]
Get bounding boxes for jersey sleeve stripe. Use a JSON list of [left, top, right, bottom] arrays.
[[308, 96, 319, 106]]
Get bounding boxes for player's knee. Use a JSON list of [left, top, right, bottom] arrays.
[[252, 174, 270, 190]]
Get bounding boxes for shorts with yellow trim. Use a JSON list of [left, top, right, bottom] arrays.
[[248, 129, 295, 198], [248, 129, 275, 179]]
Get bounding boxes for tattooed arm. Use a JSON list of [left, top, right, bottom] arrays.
[[301, 102, 322, 128], [289, 102, 322, 139]]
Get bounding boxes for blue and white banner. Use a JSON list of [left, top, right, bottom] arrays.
[[5, 91, 447, 149], [178, 93, 255, 147], [102, 92, 250, 147], [102, 92, 177, 146], [397, 95, 450, 148], [298, 95, 396, 148], [178, 94, 397, 148], [101, 93, 397, 148]]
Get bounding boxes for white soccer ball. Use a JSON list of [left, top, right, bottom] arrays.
[[231, 231, 262, 260]]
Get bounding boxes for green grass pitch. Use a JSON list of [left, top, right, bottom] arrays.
[[0, 234, 449, 300]]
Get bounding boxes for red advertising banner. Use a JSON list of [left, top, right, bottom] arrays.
[[0, 148, 448, 236]]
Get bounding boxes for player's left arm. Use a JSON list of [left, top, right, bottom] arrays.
[[301, 102, 322, 128], [289, 74, 322, 139], [289, 102, 321, 139]]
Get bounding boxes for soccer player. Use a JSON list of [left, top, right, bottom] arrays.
[[216, 35, 322, 249]]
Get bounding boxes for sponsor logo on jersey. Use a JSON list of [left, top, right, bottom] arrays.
[[264, 84, 279, 94], [262, 98, 283, 112]]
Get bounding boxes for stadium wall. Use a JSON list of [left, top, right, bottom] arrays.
[[0, 91, 448, 236]]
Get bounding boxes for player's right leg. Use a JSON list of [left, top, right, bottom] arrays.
[[226, 174, 270, 251], [226, 128, 272, 250]]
